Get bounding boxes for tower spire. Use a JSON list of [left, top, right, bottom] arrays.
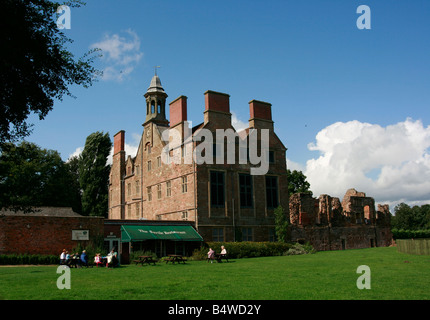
[[154, 65, 160, 76]]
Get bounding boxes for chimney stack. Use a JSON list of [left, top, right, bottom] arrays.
[[204, 90, 231, 127], [113, 130, 125, 155], [169, 95, 188, 128], [249, 100, 273, 130]]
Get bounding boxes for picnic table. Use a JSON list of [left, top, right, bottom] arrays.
[[133, 255, 157, 266], [67, 257, 81, 268], [165, 254, 187, 264]]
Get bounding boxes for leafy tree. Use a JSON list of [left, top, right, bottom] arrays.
[[0, 0, 100, 144], [78, 132, 112, 217], [392, 203, 430, 231], [274, 205, 289, 243], [287, 169, 312, 196], [0, 142, 80, 212]]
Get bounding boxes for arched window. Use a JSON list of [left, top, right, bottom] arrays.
[[157, 100, 161, 114], [151, 100, 155, 114]]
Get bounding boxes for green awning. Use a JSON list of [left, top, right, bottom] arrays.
[[121, 225, 203, 242]]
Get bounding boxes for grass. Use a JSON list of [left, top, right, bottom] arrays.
[[0, 247, 429, 300]]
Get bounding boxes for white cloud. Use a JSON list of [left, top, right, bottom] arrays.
[[304, 118, 430, 207], [68, 147, 83, 161], [231, 111, 248, 132], [91, 29, 143, 81]]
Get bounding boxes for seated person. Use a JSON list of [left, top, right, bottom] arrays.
[[107, 248, 119, 267], [94, 253, 102, 267]]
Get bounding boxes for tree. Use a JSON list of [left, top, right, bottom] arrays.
[[274, 205, 289, 243], [392, 203, 430, 231], [0, 141, 80, 212], [287, 169, 312, 196], [0, 0, 100, 144], [79, 132, 112, 217]]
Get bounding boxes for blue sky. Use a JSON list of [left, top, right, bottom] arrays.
[[26, 0, 430, 207]]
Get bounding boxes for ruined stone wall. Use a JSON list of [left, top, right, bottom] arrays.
[[288, 189, 393, 250]]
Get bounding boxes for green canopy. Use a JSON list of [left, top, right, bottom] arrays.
[[121, 225, 203, 242]]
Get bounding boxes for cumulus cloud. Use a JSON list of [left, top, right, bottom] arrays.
[[91, 29, 143, 81], [304, 118, 430, 206], [231, 111, 248, 132], [69, 133, 141, 165]]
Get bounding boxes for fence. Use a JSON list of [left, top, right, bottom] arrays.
[[396, 239, 430, 255]]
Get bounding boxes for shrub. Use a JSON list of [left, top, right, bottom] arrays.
[[192, 241, 315, 260], [284, 242, 316, 255], [0, 254, 58, 265], [392, 229, 430, 239]]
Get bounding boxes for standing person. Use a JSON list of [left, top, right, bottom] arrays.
[[207, 248, 215, 263], [80, 250, 89, 267], [94, 253, 102, 267], [107, 248, 118, 267], [220, 245, 228, 262]]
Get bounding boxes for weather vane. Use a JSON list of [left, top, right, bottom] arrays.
[[154, 65, 161, 76]]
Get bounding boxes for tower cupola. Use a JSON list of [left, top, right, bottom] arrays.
[[143, 74, 169, 126]]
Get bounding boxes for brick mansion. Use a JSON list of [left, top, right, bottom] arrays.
[[108, 74, 393, 250]]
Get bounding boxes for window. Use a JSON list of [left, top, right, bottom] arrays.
[[182, 211, 188, 220], [135, 203, 139, 217], [157, 184, 162, 199], [127, 204, 131, 218], [127, 183, 131, 196], [147, 187, 152, 202], [265, 176, 278, 208], [147, 160, 151, 171], [157, 156, 161, 167], [166, 181, 171, 197], [268, 150, 275, 164], [239, 173, 253, 208], [269, 228, 276, 242], [210, 171, 225, 207], [212, 228, 224, 242], [242, 228, 253, 241], [135, 181, 140, 195], [181, 176, 188, 193]]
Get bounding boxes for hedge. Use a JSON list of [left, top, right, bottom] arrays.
[[392, 229, 430, 240], [0, 254, 59, 265], [191, 241, 315, 260]]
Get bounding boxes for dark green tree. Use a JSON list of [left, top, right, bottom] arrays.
[[392, 203, 430, 231], [274, 205, 289, 243], [78, 132, 112, 217], [0, 0, 100, 144], [287, 169, 312, 196], [0, 141, 80, 212]]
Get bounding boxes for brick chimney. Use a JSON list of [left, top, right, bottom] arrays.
[[113, 130, 125, 154], [248, 100, 274, 130], [169, 95, 187, 128], [204, 90, 231, 127]]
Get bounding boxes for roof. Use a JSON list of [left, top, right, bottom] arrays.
[[146, 75, 165, 94]]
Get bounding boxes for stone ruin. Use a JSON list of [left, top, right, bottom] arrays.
[[288, 188, 393, 251]]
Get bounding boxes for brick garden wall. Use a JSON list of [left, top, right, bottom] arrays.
[[0, 215, 104, 255]]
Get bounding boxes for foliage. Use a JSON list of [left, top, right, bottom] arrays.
[[274, 205, 289, 243], [0, 0, 101, 144], [78, 132, 112, 217], [0, 141, 81, 212], [0, 254, 58, 265], [391, 229, 430, 240], [391, 203, 430, 231], [284, 242, 316, 255], [287, 169, 312, 196], [191, 241, 315, 260]]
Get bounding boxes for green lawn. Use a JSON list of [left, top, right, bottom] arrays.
[[0, 247, 429, 300]]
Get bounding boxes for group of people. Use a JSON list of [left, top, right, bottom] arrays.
[[207, 246, 228, 263], [59, 248, 119, 268]]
